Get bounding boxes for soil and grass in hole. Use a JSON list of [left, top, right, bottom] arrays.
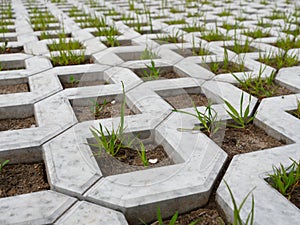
[[154, 31, 185, 45], [60, 75, 108, 89], [201, 49, 249, 75], [0, 40, 24, 54], [173, 38, 211, 57], [160, 94, 287, 224], [233, 68, 294, 100], [49, 31, 90, 66], [89, 82, 171, 176], [134, 61, 183, 81], [224, 38, 259, 54], [287, 98, 300, 119], [267, 158, 300, 209]]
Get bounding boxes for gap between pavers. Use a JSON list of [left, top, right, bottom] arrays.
[[216, 144, 300, 225], [54, 201, 129, 225]]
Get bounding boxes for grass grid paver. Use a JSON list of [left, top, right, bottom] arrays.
[[0, 0, 300, 224]]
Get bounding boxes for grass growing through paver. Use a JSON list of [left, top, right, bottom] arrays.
[[200, 26, 231, 42], [268, 158, 300, 208], [242, 28, 271, 39], [258, 51, 299, 70]]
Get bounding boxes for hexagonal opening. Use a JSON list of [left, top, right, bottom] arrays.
[[58, 71, 110, 89], [156, 87, 209, 109], [87, 129, 182, 176], [116, 50, 160, 61], [70, 93, 140, 122], [133, 66, 185, 81], [0, 147, 50, 198], [0, 104, 36, 131], [0, 59, 26, 70], [0, 78, 29, 94]]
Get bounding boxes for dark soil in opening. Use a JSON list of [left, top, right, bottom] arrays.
[[226, 45, 259, 54], [163, 93, 208, 109], [173, 48, 211, 57], [258, 58, 300, 70], [238, 82, 294, 100], [155, 123, 285, 225], [0, 46, 24, 54], [154, 38, 184, 45], [158, 198, 226, 225], [73, 101, 135, 122], [201, 62, 249, 75], [62, 80, 107, 89], [288, 110, 300, 119], [135, 29, 162, 35], [0, 162, 50, 198], [0, 83, 29, 94], [92, 144, 174, 176], [135, 69, 182, 80], [290, 182, 300, 209], [0, 116, 36, 131], [210, 123, 285, 159], [51, 57, 92, 67], [102, 40, 133, 47]]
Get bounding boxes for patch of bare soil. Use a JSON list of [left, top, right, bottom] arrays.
[[62, 80, 107, 89], [73, 102, 135, 122], [0, 83, 29, 94], [163, 94, 208, 109], [0, 46, 24, 54], [201, 62, 249, 75], [0, 163, 50, 198], [212, 123, 285, 159], [92, 144, 174, 176], [158, 200, 226, 225], [135, 69, 182, 80], [173, 48, 210, 57], [0, 116, 36, 131], [290, 182, 300, 209]]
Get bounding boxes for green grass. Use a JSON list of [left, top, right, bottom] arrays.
[[242, 28, 271, 39], [77, 15, 107, 28], [221, 22, 244, 31], [289, 98, 300, 119], [217, 8, 233, 17], [48, 39, 83, 51], [94, 26, 119, 37], [164, 19, 186, 25], [173, 100, 221, 137], [200, 26, 231, 42], [89, 82, 128, 157], [50, 50, 86, 66], [233, 69, 286, 99], [0, 159, 9, 172], [226, 38, 256, 54], [182, 23, 206, 33], [142, 60, 160, 80], [256, 18, 273, 28], [223, 93, 255, 129], [269, 158, 300, 199], [155, 31, 183, 44], [258, 51, 299, 70], [274, 36, 300, 51]]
